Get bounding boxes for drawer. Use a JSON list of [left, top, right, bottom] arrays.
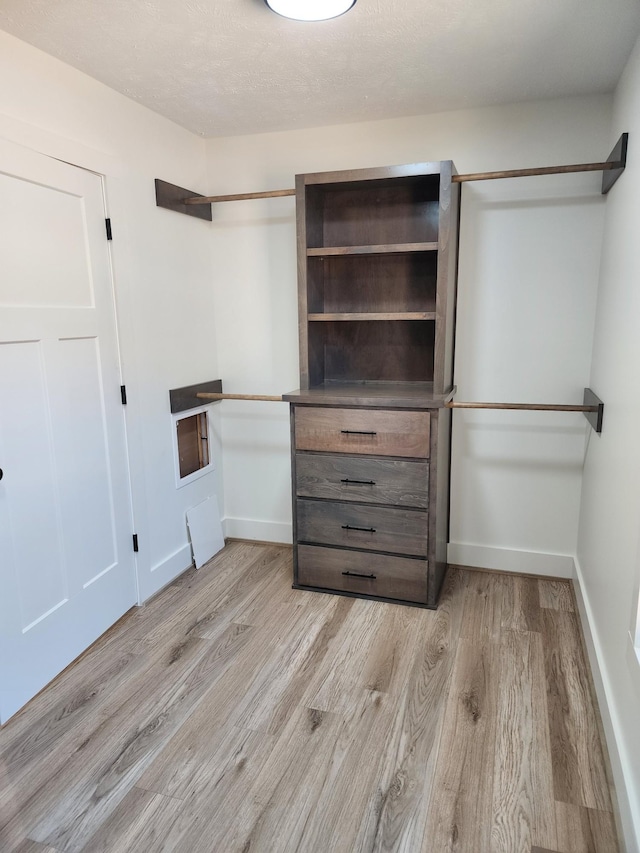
[[296, 453, 428, 508], [297, 545, 428, 604], [294, 407, 430, 458], [296, 498, 428, 557]]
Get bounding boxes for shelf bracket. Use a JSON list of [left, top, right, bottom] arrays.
[[169, 379, 222, 413], [601, 132, 628, 194], [155, 179, 213, 221], [582, 387, 605, 433]]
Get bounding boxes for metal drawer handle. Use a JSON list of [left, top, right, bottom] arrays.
[[341, 524, 376, 533], [340, 478, 376, 485], [340, 430, 377, 436], [342, 571, 376, 579]]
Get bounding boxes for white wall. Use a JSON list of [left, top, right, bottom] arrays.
[[206, 95, 611, 573], [575, 32, 640, 852], [0, 30, 222, 602]]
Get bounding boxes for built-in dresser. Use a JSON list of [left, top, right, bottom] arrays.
[[284, 162, 460, 608]]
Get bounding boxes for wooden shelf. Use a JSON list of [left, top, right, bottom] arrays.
[[283, 381, 455, 409], [308, 312, 436, 322], [307, 242, 438, 257], [307, 320, 435, 383]]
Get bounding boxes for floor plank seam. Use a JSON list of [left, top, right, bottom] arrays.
[[132, 785, 186, 804]]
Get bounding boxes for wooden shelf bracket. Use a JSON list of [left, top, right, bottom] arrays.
[[169, 379, 223, 412], [155, 179, 213, 221]]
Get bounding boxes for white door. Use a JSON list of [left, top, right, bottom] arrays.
[[0, 139, 137, 723]]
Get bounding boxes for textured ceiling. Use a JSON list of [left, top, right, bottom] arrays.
[[1, 0, 640, 138]]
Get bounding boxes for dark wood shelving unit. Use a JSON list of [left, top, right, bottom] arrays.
[[284, 162, 460, 609]]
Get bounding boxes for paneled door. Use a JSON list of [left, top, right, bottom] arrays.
[[0, 139, 137, 723]]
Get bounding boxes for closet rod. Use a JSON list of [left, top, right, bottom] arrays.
[[445, 401, 598, 412], [197, 392, 284, 402], [452, 161, 617, 183], [447, 393, 604, 432], [159, 134, 626, 214], [197, 394, 596, 413], [182, 161, 618, 205], [184, 188, 296, 205], [196, 390, 604, 432]]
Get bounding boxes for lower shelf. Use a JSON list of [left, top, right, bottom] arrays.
[[296, 544, 428, 605]]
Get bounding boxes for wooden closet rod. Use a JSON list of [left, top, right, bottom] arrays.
[[157, 134, 627, 216], [452, 161, 617, 183], [195, 388, 604, 432], [184, 188, 296, 205], [182, 160, 619, 205], [197, 392, 284, 402], [445, 401, 598, 412], [447, 392, 604, 432], [197, 394, 596, 413]]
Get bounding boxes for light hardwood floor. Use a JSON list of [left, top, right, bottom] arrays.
[[0, 542, 619, 853]]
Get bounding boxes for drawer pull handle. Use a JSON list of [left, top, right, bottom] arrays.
[[340, 478, 376, 486], [340, 430, 377, 436], [341, 524, 376, 533], [342, 571, 376, 579]]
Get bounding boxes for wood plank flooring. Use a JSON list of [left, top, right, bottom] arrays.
[[0, 542, 619, 853]]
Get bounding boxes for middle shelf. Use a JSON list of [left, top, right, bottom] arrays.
[[307, 252, 437, 316], [306, 319, 436, 384], [308, 312, 436, 321], [307, 242, 438, 256]]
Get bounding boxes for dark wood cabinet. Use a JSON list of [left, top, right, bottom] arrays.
[[284, 162, 460, 608]]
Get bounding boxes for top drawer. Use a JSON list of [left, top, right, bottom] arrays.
[[294, 407, 430, 458]]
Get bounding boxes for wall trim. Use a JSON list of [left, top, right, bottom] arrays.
[[447, 542, 574, 578], [573, 555, 639, 853], [139, 543, 193, 604], [222, 517, 292, 545]]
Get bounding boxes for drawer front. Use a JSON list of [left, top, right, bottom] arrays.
[[294, 407, 430, 458], [297, 499, 428, 557], [296, 454, 429, 508], [297, 545, 428, 604]]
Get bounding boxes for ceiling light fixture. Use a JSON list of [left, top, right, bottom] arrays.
[[264, 0, 356, 22]]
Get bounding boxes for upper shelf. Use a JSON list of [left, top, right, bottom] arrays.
[[307, 242, 438, 257]]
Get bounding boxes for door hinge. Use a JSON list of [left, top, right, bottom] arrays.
[[105, 218, 113, 240], [132, 533, 139, 552], [120, 385, 127, 405]]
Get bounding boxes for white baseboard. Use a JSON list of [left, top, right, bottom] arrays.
[[447, 542, 574, 578], [222, 517, 292, 545], [572, 557, 639, 853], [138, 543, 193, 603]]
